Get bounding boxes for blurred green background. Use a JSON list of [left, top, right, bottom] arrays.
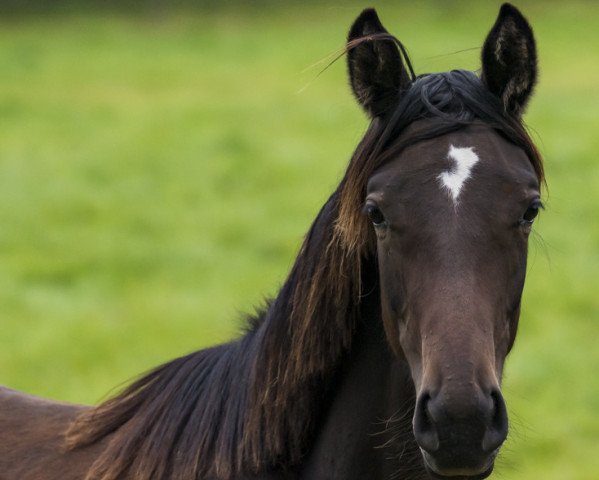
[[0, 1, 597, 478]]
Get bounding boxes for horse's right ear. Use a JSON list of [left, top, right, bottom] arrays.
[[347, 9, 412, 118]]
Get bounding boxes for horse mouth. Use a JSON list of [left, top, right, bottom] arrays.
[[421, 450, 495, 479]]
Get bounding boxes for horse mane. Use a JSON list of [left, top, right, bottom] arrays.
[[66, 39, 544, 480]]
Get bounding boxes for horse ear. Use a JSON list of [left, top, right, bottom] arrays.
[[481, 3, 538, 115], [347, 8, 412, 117]]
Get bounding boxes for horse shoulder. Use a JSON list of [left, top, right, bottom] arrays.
[[0, 386, 103, 480]]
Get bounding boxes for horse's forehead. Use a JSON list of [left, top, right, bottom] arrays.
[[369, 126, 534, 198], [401, 127, 517, 173]]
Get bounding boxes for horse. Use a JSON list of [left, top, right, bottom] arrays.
[[0, 4, 544, 479]]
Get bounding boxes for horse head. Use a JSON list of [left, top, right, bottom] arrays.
[[344, 4, 541, 478]]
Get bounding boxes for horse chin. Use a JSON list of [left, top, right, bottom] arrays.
[[421, 450, 495, 480]]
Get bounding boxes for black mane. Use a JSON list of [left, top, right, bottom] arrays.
[[67, 52, 543, 480]]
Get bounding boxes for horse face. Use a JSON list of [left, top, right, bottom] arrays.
[[366, 124, 540, 477]]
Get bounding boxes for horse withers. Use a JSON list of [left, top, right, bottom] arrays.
[[0, 4, 543, 479]]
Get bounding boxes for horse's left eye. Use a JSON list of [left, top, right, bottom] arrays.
[[521, 201, 543, 225]]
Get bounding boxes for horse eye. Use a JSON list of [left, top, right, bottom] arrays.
[[521, 201, 543, 225], [366, 205, 386, 226]]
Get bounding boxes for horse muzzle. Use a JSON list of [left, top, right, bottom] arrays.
[[412, 387, 508, 479]]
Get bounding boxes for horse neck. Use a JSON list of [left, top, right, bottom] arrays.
[[242, 191, 426, 477], [298, 289, 424, 479], [239, 191, 373, 469]]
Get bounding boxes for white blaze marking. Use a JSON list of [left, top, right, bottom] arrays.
[[438, 145, 480, 203]]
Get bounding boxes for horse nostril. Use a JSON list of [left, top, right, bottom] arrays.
[[413, 392, 440, 452], [482, 389, 508, 452]]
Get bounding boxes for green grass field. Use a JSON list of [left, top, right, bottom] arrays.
[[0, 1, 597, 478]]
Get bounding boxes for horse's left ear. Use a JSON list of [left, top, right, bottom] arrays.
[[347, 9, 412, 118], [481, 3, 538, 115]]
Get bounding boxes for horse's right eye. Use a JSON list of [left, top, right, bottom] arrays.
[[366, 205, 386, 226]]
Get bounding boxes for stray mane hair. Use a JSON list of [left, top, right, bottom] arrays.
[[66, 35, 544, 480]]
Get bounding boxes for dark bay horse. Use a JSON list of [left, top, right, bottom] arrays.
[[0, 4, 544, 479]]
